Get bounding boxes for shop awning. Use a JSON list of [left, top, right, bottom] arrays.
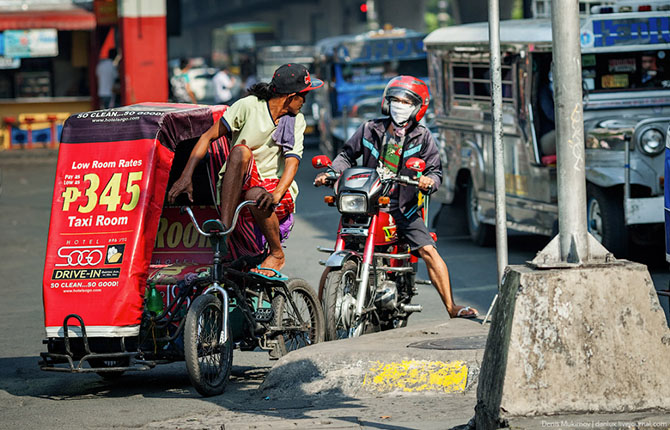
[[0, 7, 96, 31]]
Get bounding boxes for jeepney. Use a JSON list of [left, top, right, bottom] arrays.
[[256, 44, 319, 138], [425, 5, 670, 257], [313, 28, 428, 158]]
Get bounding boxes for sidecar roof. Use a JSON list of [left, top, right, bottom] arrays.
[[60, 102, 225, 150]]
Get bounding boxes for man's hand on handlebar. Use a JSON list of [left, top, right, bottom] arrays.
[[314, 172, 329, 187], [417, 176, 434, 193], [314, 170, 338, 187]]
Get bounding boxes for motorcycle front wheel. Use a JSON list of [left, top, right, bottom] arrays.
[[271, 278, 325, 357], [323, 260, 379, 340], [184, 294, 233, 397]]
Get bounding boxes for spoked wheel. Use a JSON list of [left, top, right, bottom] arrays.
[[323, 261, 379, 340], [271, 278, 324, 357], [184, 294, 233, 397]]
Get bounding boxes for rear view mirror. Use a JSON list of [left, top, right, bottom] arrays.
[[312, 155, 332, 169], [405, 157, 425, 173]]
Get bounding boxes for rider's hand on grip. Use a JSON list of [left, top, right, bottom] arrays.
[[418, 175, 435, 193], [314, 170, 338, 187]]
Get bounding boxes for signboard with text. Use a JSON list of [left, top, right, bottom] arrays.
[[42, 103, 225, 337], [4, 29, 58, 58]]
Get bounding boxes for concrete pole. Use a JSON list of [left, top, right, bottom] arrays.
[[550, 0, 589, 263], [488, 0, 508, 286], [366, 0, 379, 31]]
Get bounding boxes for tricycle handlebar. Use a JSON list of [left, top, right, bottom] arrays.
[[181, 200, 257, 237]]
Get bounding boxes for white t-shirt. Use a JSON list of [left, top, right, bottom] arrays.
[[96, 59, 117, 97], [213, 70, 234, 103]]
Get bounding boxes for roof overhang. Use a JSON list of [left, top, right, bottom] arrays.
[[0, 6, 96, 31]]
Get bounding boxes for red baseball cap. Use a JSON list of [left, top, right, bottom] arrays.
[[271, 63, 324, 94]]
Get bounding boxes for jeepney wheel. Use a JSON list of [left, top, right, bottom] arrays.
[[465, 177, 495, 246], [184, 294, 233, 397], [271, 278, 325, 357], [587, 184, 628, 258]]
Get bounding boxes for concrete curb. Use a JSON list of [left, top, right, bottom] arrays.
[[260, 318, 489, 399]]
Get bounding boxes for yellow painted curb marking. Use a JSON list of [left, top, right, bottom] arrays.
[[362, 360, 468, 393]]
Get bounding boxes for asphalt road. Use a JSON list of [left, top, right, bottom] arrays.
[[1, 147, 668, 429]]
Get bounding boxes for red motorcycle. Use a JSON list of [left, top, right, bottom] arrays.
[[313, 155, 433, 339]]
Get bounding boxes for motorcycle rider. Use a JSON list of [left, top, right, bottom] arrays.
[[315, 76, 478, 319]]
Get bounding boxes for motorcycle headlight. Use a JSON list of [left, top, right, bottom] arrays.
[[640, 128, 664, 156], [338, 193, 368, 214]]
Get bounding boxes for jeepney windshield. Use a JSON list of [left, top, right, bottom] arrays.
[[582, 49, 669, 92], [340, 59, 428, 84]]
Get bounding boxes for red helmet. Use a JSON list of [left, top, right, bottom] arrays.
[[381, 75, 430, 123]]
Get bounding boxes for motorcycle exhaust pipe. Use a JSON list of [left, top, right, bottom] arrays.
[[400, 303, 423, 313]]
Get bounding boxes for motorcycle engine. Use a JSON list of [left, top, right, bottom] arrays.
[[374, 281, 398, 310]]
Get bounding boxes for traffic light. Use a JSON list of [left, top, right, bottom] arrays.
[[358, 2, 368, 22]]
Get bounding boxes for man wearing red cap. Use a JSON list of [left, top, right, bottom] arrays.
[[168, 63, 323, 279]]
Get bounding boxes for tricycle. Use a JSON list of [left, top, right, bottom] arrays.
[[39, 103, 324, 396]]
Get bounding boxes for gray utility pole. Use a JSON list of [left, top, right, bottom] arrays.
[[482, 0, 508, 324], [488, 0, 508, 285], [550, 0, 588, 263], [481, 0, 508, 325]]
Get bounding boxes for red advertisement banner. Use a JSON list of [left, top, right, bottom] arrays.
[[43, 139, 173, 337]]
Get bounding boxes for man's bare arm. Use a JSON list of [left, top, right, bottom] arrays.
[[167, 120, 227, 203], [273, 157, 300, 204]]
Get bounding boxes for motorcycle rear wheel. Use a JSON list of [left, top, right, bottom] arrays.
[[271, 278, 324, 357], [323, 261, 379, 340], [184, 294, 233, 397]]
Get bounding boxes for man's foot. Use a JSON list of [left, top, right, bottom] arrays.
[[250, 253, 285, 277], [449, 305, 479, 319]]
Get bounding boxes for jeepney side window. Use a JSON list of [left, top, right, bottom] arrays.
[[450, 58, 515, 106]]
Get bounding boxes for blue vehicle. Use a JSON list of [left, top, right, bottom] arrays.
[[313, 28, 428, 158]]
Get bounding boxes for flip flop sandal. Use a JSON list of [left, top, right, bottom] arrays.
[[250, 265, 288, 282], [456, 306, 478, 318]]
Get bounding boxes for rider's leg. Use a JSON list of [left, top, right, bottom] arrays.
[[219, 144, 252, 228], [394, 209, 478, 318], [244, 187, 285, 275], [417, 245, 477, 318]]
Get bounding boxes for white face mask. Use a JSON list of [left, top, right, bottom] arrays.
[[389, 101, 415, 126]]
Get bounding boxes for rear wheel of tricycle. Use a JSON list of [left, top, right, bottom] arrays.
[[184, 294, 233, 397], [271, 278, 324, 357]]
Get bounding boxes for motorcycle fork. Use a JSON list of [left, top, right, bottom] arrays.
[[354, 214, 378, 320], [334, 219, 345, 252]]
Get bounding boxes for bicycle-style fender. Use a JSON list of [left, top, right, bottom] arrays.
[[325, 250, 360, 268]]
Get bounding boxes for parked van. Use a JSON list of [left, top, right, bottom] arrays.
[[424, 5, 670, 257]]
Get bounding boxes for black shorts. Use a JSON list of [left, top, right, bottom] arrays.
[[390, 209, 435, 254]]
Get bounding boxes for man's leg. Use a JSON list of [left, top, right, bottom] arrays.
[[244, 188, 285, 275], [417, 245, 478, 318], [219, 145, 252, 228]]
